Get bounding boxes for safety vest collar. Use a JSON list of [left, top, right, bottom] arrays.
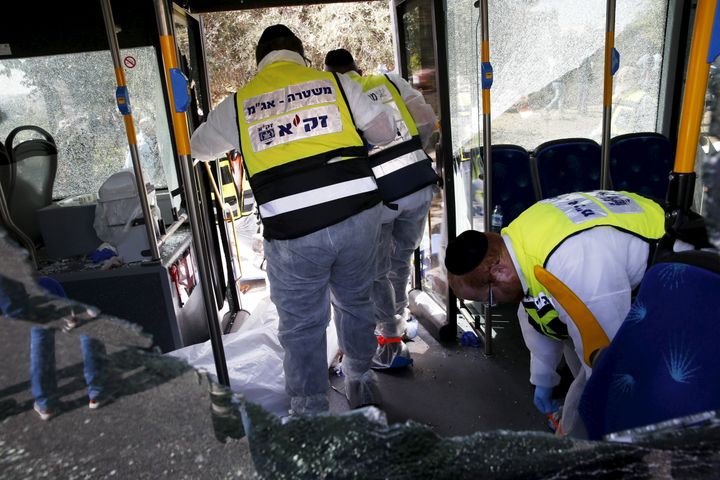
[[256, 50, 305, 71]]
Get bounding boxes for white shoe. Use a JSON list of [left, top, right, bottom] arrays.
[[34, 402, 52, 421], [403, 318, 419, 341]]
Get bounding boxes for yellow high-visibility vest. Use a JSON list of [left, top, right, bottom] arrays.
[[235, 61, 379, 239], [504, 190, 665, 340], [347, 71, 438, 203]]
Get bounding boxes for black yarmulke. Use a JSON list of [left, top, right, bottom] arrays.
[[445, 230, 488, 275], [258, 24, 297, 44], [324, 48, 355, 68]]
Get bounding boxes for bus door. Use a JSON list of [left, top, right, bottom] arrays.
[[394, 0, 459, 340], [172, 6, 242, 314]]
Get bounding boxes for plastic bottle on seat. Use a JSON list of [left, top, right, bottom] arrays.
[[491, 205, 503, 232]]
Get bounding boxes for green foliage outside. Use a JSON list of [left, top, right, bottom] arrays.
[[202, 2, 395, 106]]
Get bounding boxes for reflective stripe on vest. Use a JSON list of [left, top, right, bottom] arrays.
[[259, 176, 376, 218], [372, 149, 427, 178], [504, 190, 665, 341], [351, 72, 438, 202], [236, 62, 379, 239], [240, 188, 254, 216]]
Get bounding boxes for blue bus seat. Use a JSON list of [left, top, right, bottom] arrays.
[[3, 126, 58, 245], [610, 132, 672, 201], [579, 251, 720, 440], [481, 144, 538, 225], [533, 138, 601, 199]]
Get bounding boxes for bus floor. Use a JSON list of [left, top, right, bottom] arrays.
[[328, 303, 547, 437], [232, 233, 549, 436]]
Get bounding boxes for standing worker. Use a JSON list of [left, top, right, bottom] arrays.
[[190, 25, 396, 414], [324, 49, 439, 369], [443, 191, 666, 436]]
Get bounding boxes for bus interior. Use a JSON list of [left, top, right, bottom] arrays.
[[1, 0, 720, 477]]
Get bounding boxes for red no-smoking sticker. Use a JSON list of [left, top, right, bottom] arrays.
[[123, 56, 137, 69]]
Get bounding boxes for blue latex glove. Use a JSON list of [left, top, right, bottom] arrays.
[[90, 247, 117, 263], [533, 386, 560, 414]]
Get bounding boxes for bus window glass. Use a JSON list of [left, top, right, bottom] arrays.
[[0, 47, 177, 200], [174, 19, 201, 116], [403, 5, 439, 116], [705, 57, 720, 246], [446, 0, 669, 229], [399, 0, 447, 308], [446, 0, 668, 151], [697, 56, 720, 216]]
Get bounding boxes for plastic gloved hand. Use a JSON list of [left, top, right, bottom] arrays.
[[533, 386, 560, 414]]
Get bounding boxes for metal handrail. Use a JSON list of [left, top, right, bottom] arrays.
[[99, 0, 161, 262], [152, 0, 230, 386], [600, 0, 617, 189], [157, 213, 189, 248]]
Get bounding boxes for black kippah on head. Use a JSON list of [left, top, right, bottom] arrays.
[[258, 24, 296, 44], [324, 48, 355, 68], [256, 24, 303, 64], [444, 230, 488, 275]]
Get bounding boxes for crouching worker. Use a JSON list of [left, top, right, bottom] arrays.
[[190, 25, 396, 414], [444, 191, 665, 437]]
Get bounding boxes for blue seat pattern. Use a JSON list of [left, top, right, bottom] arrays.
[[579, 256, 720, 440], [481, 144, 537, 225], [610, 132, 672, 201], [534, 138, 601, 199]]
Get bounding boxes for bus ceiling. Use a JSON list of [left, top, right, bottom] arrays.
[[0, 1, 159, 59], [178, 0, 367, 14], [0, 0, 378, 59]]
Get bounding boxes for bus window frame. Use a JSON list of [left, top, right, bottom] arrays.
[[394, 0, 459, 340]]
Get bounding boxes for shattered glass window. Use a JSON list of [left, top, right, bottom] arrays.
[[400, 0, 448, 309], [0, 47, 177, 200], [446, 0, 668, 235], [446, 0, 668, 153], [704, 57, 720, 243], [695, 56, 720, 217]]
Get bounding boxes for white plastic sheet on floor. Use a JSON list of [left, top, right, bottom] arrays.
[[167, 296, 340, 417]]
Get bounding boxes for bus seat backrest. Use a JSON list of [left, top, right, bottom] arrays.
[[610, 132, 672, 201], [481, 144, 538, 225], [534, 138, 601, 199], [579, 251, 720, 440], [4, 126, 58, 245]]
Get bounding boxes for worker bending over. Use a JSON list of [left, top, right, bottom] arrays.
[[191, 25, 396, 414], [444, 191, 665, 436], [324, 48, 439, 369]]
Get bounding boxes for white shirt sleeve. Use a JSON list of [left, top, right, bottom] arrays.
[[336, 73, 395, 146], [384, 73, 420, 100], [190, 95, 240, 161], [385, 73, 436, 147], [518, 305, 564, 387], [544, 227, 650, 378], [191, 69, 396, 161]]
